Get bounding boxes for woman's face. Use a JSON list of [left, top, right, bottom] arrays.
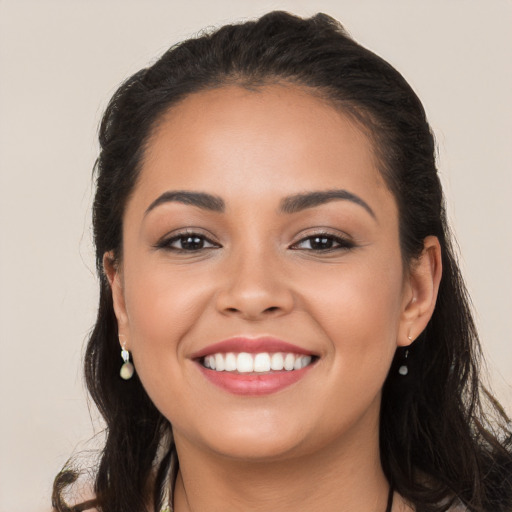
[[109, 84, 423, 461]]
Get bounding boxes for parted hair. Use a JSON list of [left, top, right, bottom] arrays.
[[53, 11, 512, 512]]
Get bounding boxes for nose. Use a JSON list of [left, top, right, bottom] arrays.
[[215, 248, 294, 320]]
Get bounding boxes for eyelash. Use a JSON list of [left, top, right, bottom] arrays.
[[155, 231, 220, 252], [156, 230, 355, 253], [290, 232, 355, 252]]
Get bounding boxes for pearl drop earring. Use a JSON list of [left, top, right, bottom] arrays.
[[119, 337, 134, 380], [398, 335, 412, 376]]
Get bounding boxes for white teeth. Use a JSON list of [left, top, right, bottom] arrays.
[[294, 355, 312, 370], [225, 352, 237, 371], [270, 353, 284, 371], [301, 355, 312, 368], [284, 353, 295, 371], [202, 352, 314, 373], [254, 353, 271, 372], [215, 353, 225, 372], [237, 352, 254, 373]]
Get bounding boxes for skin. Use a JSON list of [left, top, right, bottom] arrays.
[[105, 84, 442, 512]]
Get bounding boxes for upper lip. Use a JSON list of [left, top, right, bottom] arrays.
[[190, 336, 316, 359]]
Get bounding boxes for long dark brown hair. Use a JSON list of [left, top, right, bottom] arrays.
[[53, 11, 512, 512]]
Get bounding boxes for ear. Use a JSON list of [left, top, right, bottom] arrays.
[[398, 236, 442, 347], [103, 251, 130, 345]]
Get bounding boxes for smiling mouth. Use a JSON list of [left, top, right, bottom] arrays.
[[201, 352, 317, 373]]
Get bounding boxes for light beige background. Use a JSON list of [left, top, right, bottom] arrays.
[[0, 1, 511, 510]]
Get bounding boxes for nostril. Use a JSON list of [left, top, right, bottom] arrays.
[[264, 306, 280, 313]]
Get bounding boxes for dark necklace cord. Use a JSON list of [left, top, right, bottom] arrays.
[[385, 485, 394, 512]]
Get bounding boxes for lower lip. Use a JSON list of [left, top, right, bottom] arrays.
[[197, 363, 315, 396]]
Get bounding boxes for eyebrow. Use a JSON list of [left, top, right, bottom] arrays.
[[279, 189, 376, 219], [144, 188, 375, 220], [145, 191, 225, 215]]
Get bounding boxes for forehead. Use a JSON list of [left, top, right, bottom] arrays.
[[131, 84, 391, 214]]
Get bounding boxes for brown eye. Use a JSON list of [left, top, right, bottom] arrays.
[[158, 232, 220, 252], [178, 235, 206, 250], [308, 236, 335, 250], [292, 234, 354, 251]]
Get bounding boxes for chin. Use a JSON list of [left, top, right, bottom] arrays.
[[173, 413, 314, 462], [205, 433, 308, 462]]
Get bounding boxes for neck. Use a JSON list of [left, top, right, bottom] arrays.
[[172, 407, 392, 512]]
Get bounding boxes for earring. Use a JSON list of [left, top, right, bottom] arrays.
[[119, 337, 134, 380], [398, 335, 412, 376]]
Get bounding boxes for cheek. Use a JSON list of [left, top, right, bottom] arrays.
[[120, 262, 215, 419], [303, 257, 404, 361], [291, 258, 404, 434], [122, 260, 212, 360]]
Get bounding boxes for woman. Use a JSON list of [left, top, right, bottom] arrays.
[[53, 11, 512, 512]]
